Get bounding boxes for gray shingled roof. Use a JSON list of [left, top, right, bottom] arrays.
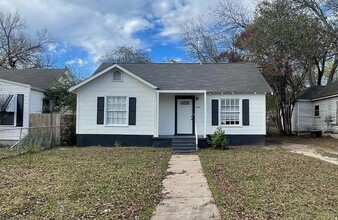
[[299, 81, 338, 100], [94, 63, 272, 93], [0, 69, 67, 90]]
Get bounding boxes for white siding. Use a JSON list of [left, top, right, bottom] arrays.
[[0, 80, 30, 140], [195, 93, 205, 135], [76, 69, 156, 135], [292, 101, 313, 132], [159, 94, 174, 135], [30, 89, 45, 113], [159, 93, 266, 135], [158, 93, 205, 135], [313, 97, 338, 131], [206, 94, 266, 135]]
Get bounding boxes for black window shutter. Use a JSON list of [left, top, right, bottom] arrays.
[[97, 97, 104, 125], [242, 99, 249, 126], [211, 100, 219, 126], [16, 94, 24, 127], [129, 97, 136, 125]]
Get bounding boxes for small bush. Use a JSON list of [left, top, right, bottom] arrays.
[[210, 127, 229, 150], [114, 141, 123, 147]]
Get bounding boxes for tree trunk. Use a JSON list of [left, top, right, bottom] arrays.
[[327, 56, 338, 84], [315, 58, 326, 86]]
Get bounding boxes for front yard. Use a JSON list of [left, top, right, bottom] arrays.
[[199, 145, 338, 219], [1, 136, 337, 219], [0, 147, 171, 219]]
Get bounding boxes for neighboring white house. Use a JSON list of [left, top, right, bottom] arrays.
[[70, 63, 272, 149], [292, 81, 338, 133], [0, 69, 68, 144]]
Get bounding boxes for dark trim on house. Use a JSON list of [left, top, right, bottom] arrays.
[[16, 94, 24, 127], [97, 97, 104, 124], [211, 99, 219, 126], [76, 134, 153, 147], [225, 135, 265, 146], [242, 99, 250, 126], [174, 95, 195, 135], [128, 97, 136, 125], [76, 134, 265, 147], [152, 136, 208, 148]]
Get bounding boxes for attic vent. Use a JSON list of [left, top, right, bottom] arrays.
[[112, 70, 123, 81]]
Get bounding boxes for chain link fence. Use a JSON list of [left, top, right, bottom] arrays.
[[0, 125, 75, 159]]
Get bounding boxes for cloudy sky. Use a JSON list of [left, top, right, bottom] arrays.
[[1, 0, 254, 75]]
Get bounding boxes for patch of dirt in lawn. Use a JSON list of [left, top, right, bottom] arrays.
[[282, 144, 338, 165], [266, 136, 338, 165]]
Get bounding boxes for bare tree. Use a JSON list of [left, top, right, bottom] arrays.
[[181, 18, 221, 63], [211, 0, 252, 32], [180, 0, 252, 64], [98, 45, 151, 64], [0, 11, 51, 69], [293, 0, 338, 84]]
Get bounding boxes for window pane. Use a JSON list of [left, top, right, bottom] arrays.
[[106, 96, 127, 124], [0, 112, 15, 125]]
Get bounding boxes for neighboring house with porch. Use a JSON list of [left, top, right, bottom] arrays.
[[0, 68, 68, 144], [292, 81, 338, 134], [70, 63, 272, 151]]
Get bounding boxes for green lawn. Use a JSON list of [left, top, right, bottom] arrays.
[[0, 147, 171, 219], [199, 147, 338, 219]]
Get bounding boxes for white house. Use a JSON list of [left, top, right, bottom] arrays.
[[0, 69, 68, 144], [70, 63, 272, 151], [292, 81, 338, 133]]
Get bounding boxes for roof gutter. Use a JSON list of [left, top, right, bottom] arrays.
[[311, 94, 338, 101]]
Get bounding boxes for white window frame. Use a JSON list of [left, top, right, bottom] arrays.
[[105, 96, 128, 126], [219, 98, 242, 126], [112, 71, 123, 82], [314, 104, 320, 117]]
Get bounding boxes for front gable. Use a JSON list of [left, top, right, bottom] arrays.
[[69, 64, 158, 93]]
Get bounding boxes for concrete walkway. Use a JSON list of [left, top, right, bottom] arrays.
[[151, 154, 221, 220]]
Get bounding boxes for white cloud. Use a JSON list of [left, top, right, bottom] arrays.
[[47, 42, 67, 55], [65, 58, 88, 67], [123, 19, 153, 35], [0, 0, 255, 63]]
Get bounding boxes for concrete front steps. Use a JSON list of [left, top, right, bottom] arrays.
[[172, 137, 196, 153]]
